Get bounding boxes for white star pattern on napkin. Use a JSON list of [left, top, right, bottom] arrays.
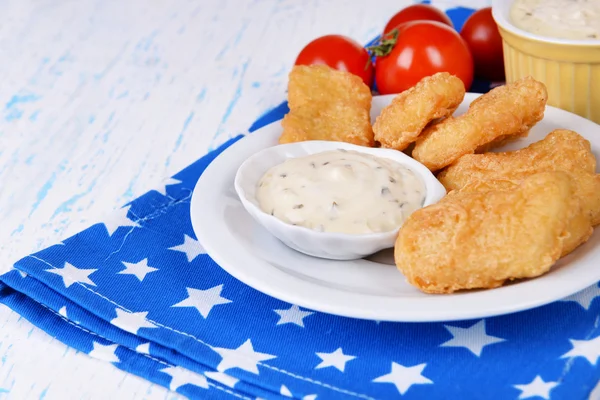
[[155, 178, 182, 196], [103, 205, 140, 236], [171, 285, 232, 318], [169, 235, 205, 262], [373, 362, 433, 395], [204, 371, 239, 388], [135, 342, 150, 354], [279, 385, 317, 399], [212, 339, 276, 374], [110, 309, 157, 334], [274, 304, 314, 327], [88, 342, 120, 363], [560, 284, 600, 310], [118, 259, 158, 281], [561, 336, 600, 365], [514, 376, 558, 399], [46, 262, 97, 288], [160, 366, 209, 391], [58, 305, 68, 318], [440, 320, 505, 356], [280, 385, 292, 397], [315, 348, 356, 372]]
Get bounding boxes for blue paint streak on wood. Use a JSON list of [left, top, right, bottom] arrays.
[[5, 93, 40, 109], [103, 111, 115, 128], [29, 110, 41, 121], [29, 159, 68, 216], [28, 58, 50, 85], [165, 112, 195, 167], [211, 60, 249, 143], [39, 386, 49, 399], [196, 88, 207, 102], [4, 92, 41, 121], [182, 111, 194, 132], [0, 345, 10, 365], [175, 111, 195, 151], [5, 109, 23, 122], [136, 30, 159, 51], [10, 224, 24, 235], [233, 21, 249, 46], [51, 179, 98, 219]]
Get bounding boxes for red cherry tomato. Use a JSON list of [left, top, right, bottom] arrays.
[[374, 21, 474, 94], [295, 35, 374, 87], [383, 4, 453, 35], [460, 7, 505, 82]]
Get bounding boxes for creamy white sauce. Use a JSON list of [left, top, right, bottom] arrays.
[[510, 0, 600, 40], [256, 149, 426, 234]]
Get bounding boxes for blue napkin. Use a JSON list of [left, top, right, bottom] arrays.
[[2, 5, 600, 400]]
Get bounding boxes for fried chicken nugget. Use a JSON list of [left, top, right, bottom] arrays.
[[446, 179, 593, 258], [372, 72, 465, 151], [280, 102, 374, 147], [412, 76, 548, 171], [280, 64, 374, 146], [438, 129, 600, 225], [287, 64, 372, 110], [394, 172, 576, 294]]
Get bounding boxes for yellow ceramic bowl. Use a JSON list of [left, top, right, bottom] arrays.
[[492, 0, 600, 124]]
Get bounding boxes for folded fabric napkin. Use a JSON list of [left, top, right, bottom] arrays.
[[2, 99, 600, 400], [3, 5, 600, 400]]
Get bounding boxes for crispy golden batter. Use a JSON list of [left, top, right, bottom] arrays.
[[287, 64, 372, 110], [280, 102, 374, 147], [281, 64, 374, 146], [412, 76, 548, 171], [394, 172, 575, 294], [372, 72, 465, 151], [446, 179, 593, 258], [438, 129, 600, 225]]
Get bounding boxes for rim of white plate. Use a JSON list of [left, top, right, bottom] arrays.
[[190, 93, 600, 322]]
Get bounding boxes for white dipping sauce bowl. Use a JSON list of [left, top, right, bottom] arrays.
[[234, 140, 446, 260]]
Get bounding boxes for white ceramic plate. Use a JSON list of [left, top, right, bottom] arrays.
[[191, 93, 600, 322]]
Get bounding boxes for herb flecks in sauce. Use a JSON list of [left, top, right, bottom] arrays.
[[255, 149, 426, 234], [510, 0, 600, 40]]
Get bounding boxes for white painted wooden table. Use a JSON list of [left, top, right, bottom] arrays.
[[2, 0, 470, 398]]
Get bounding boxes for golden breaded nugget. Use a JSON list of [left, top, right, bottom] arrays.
[[395, 172, 575, 294], [280, 102, 374, 147], [446, 178, 593, 258], [373, 72, 465, 151], [412, 76, 548, 171], [439, 129, 596, 188], [281, 64, 374, 146], [287, 64, 372, 110], [438, 129, 600, 225]]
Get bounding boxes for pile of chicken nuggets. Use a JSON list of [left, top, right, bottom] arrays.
[[280, 64, 600, 294]]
